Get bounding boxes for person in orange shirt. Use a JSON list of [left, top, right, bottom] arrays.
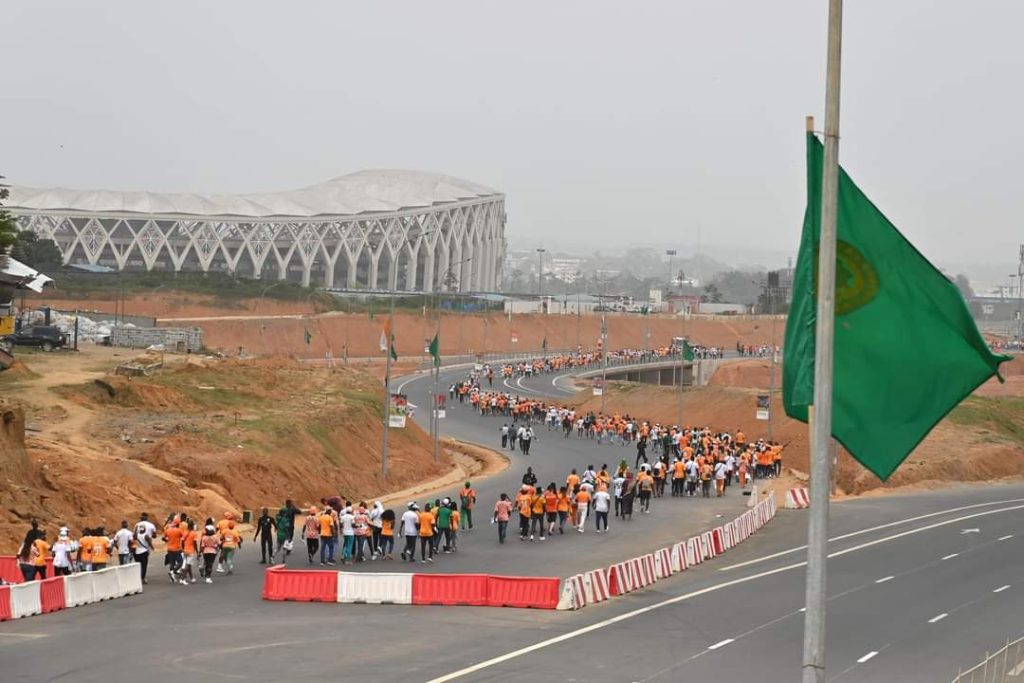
[[379, 508, 396, 559], [220, 521, 242, 575], [180, 520, 198, 585], [515, 486, 532, 540], [575, 485, 592, 533], [77, 528, 95, 572], [163, 521, 185, 582], [772, 443, 783, 477], [529, 489, 546, 541], [555, 486, 571, 534], [672, 458, 686, 497], [418, 504, 435, 563], [90, 527, 111, 571], [566, 469, 581, 493], [29, 531, 50, 581]]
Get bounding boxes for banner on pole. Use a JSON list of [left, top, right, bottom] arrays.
[[756, 394, 770, 421], [389, 393, 409, 428], [592, 378, 604, 396]]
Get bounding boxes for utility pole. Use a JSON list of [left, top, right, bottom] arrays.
[[600, 278, 608, 414], [575, 270, 582, 351], [380, 290, 395, 477], [767, 271, 779, 443], [666, 249, 677, 295], [802, 0, 844, 680], [536, 248, 546, 299], [432, 288, 441, 464]]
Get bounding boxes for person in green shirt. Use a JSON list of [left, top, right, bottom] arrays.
[[459, 482, 476, 530], [436, 501, 453, 553]]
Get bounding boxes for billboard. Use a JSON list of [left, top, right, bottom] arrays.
[[389, 393, 409, 428]]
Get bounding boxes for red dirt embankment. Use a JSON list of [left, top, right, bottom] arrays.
[[166, 311, 773, 359], [572, 356, 1024, 496], [0, 351, 454, 553]]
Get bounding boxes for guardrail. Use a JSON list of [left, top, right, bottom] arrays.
[[953, 635, 1024, 683]]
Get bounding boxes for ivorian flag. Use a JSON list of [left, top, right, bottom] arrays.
[[783, 132, 1009, 480], [379, 319, 398, 361], [428, 333, 440, 367]]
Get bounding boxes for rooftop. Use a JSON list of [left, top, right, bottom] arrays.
[[5, 170, 501, 219]]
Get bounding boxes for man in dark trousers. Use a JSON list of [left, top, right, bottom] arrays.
[[253, 507, 276, 564]]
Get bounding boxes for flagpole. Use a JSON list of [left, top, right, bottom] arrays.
[[381, 292, 395, 478], [802, 0, 843, 680], [433, 293, 441, 464]]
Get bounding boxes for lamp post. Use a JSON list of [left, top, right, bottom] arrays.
[[536, 248, 546, 302], [666, 249, 677, 295], [575, 269, 582, 351]]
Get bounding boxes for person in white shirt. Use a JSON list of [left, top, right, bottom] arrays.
[[52, 531, 73, 576], [368, 501, 384, 559], [400, 503, 420, 563], [714, 460, 727, 497], [612, 475, 626, 517], [113, 520, 134, 566], [133, 513, 158, 584], [339, 508, 356, 564], [593, 489, 612, 533]]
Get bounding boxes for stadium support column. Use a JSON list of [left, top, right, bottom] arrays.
[[422, 245, 436, 293], [405, 244, 418, 292]]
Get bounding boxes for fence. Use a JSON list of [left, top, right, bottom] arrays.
[[952, 635, 1024, 683]]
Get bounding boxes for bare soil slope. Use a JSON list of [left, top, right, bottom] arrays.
[[572, 354, 1024, 496], [0, 349, 451, 553]]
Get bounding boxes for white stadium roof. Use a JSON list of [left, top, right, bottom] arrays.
[[5, 170, 501, 219]]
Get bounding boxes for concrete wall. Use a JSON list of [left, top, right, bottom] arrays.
[[110, 326, 203, 352]]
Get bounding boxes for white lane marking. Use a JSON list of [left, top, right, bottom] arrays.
[[0, 633, 48, 640], [856, 651, 878, 663], [798, 607, 806, 612], [928, 613, 948, 624], [707, 638, 734, 650], [993, 585, 1011, 593], [718, 497, 1024, 572], [875, 575, 894, 584], [425, 503, 1024, 683], [941, 553, 959, 560], [998, 534, 1014, 541]]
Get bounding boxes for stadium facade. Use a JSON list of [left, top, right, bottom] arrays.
[[5, 170, 506, 292]]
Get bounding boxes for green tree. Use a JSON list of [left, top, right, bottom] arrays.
[[950, 273, 974, 300], [701, 283, 724, 303], [12, 231, 62, 269], [0, 177, 18, 254]]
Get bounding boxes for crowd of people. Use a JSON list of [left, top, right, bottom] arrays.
[[11, 502, 307, 586]]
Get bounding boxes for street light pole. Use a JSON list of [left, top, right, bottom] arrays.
[[600, 277, 608, 415], [666, 249, 677, 296], [536, 247, 546, 303]]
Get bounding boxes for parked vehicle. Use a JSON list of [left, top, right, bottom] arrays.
[[1, 325, 68, 352]]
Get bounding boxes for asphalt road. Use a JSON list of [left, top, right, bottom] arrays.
[[1, 360, 1021, 683]]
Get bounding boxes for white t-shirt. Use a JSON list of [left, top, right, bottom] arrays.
[[612, 476, 626, 498], [114, 528, 133, 554], [52, 540, 72, 568], [714, 462, 727, 480], [593, 490, 611, 513], [340, 512, 355, 536], [401, 510, 420, 536], [133, 520, 157, 554]]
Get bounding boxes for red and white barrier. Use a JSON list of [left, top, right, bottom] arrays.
[[9, 581, 41, 619], [785, 487, 810, 509], [582, 568, 610, 604], [670, 542, 687, 573], [557, 574, 587, 611], [635, 554, 657, 588], [653, 547, 674, 579], [64, 571, 97, 607], [265, 569, 559, 610], [337, 572, 412, 605], [685, 537, 703, 566], [700, 531, 716, 560], [608, 561, 635, 596]]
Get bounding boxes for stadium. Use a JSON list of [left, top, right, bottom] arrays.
[[5, 170, 507, 292]]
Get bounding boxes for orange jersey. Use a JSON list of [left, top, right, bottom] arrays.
[[164, 526, 184, 552]]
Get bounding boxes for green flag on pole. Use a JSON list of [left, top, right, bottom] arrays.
[[682, 341, 695, 361], [429, 333, 441, 367], [542, 336, 548, 352], [783, 132, 1009, 481]]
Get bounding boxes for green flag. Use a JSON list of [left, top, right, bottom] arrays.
[[783, 132, 1009, 480], [304, 328, 312, 346], [542, 336, 548, 351], [682, 341, 695, 361], [429, 333, 440, 367]]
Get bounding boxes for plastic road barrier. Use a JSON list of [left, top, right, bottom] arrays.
[[39, 576, 66, 614], [670, 542, 688, 574], [262, 566, 337, 602], [653, 547, 674, 579], [486, 575, 559, 609], [64, 571, 96, 607], [115, 563, 144, 596], [582, 568, 610, 603], [92, 567, 122, 601], [337, 572, 412, 605], [10, 581, 41, 619], [411, 573, 488, 606], [0, 585, 11, 622], [557, 574, 587, 611], [785, 487, 810, 509]]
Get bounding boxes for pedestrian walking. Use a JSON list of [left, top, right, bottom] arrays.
[[253, 507, 276, 564], [493, 494, 512, 544]]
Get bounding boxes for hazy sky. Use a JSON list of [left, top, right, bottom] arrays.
[[4, 1, 1022, 270]]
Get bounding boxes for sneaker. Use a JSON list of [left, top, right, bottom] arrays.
[[559, 528, 564, 535], [421, 560, 427, 564], [191, 578, 196, 584], [529, 534, 534, 541], [168, 571, 176, 583], [205, 578, 213, 584], [426, 557, 434, 563], [180, 579, 188, 586], [539, 536, 546, 541], [320, 562, 326, 566], [578, 528, 585, 534], [216, 567, 225, 574], [444, 550, 452, 554]]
